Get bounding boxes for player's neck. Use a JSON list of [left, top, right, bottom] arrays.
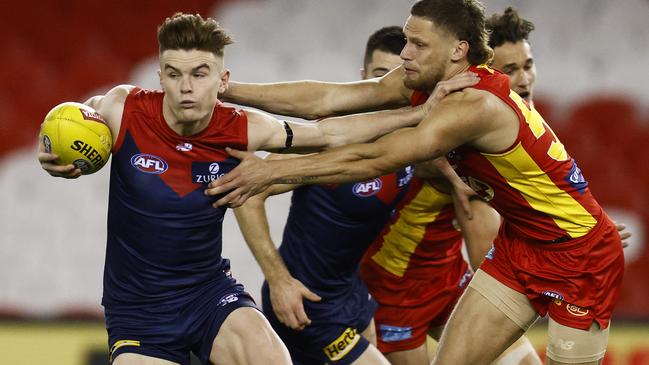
[[443, 61, 472, 82]]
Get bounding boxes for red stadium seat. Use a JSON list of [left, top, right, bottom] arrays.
[[565, 97, 640, 148], [0, 0, 222, 160]]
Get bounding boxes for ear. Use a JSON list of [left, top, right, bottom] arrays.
[[157, 69, 163, 87], [360, 67, 368, 80], [451, 40, 469, 62], [219, 68, 231, 94]]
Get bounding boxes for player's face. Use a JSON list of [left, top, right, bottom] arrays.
[[400, 15, 453, 91], [159, 49, 229, 125], [361, 49, 403, 80], [492, 40, 536, 102]]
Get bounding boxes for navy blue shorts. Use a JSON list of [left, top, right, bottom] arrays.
[[105, 278, 257, 365], [261, 279, 377, 365]]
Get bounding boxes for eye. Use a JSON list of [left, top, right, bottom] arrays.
[[503, 67, 517, 76], [524, 60, 534, 70]]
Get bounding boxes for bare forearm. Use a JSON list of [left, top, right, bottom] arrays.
[[233, 198, 290, 283], [224, 79, 408, 120], [223, 81, 348, 120], [268, 129, 438, 185], [455, 198, 500, 270], [319, 106, 426, 148]]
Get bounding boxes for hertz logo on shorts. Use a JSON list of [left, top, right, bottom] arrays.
[[323, 327, 360, 361]]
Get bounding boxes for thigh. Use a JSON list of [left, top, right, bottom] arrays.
[[350, 344, 392, 365], [361, 318, 377, 346], [209, 307, 291, 365], [546, 318, 609, 365], [432, 270, 537, 365], [385, 344, 430, 365], [113, 353, 180, 365]]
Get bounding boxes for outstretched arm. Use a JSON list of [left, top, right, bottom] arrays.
[[223, 67, 412, 119], [206, 89, 494, 207], [248, 72, 480, 153]]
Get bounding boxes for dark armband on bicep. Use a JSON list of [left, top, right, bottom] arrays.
[[280, 121, 294, 152]]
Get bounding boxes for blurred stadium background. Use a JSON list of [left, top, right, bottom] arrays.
[[1, 0, 648, 364]]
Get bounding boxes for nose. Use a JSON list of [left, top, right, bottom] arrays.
[[180, 76, 193, 93], [400, 43, 414, 61], [518, 70, 532, 88]]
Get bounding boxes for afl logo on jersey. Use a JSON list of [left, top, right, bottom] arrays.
[[130, 153, 168, 174], [352, 178, 382, 198]]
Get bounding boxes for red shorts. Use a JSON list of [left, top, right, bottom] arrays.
[[480, 214, 624, 330], [361, 254, 471, 353]]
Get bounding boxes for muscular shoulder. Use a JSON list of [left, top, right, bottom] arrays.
[[440, 85, 519, 151], [439, 87, 503, 118], [97, 85, 135, 108], [244, 108, 285, 151], [85, 84, 136, 138], [244, 108, 279, 126]]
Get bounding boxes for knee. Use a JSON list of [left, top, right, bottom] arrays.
[[211, 308, 291, 365]]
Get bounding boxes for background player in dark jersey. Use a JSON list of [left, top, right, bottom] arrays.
[[232, 26, 477, 365], [206, 1, 625, 364], [36, 13, 476, 365]]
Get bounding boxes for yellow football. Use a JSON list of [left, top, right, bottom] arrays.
[[39, 102, 112, 175]]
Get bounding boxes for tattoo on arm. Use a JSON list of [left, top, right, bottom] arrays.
[[278, 176, 319, 184]]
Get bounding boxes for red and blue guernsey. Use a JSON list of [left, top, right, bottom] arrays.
[[261, 165, 413, 364], [279, 168, 414, 296], [102, 88, 246, 306]]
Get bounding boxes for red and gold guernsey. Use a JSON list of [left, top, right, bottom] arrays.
[[360, 177, 467, 306], [415, 65, 604, 242]]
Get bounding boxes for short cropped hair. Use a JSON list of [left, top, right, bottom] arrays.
[[363, 26, 406, 69], [486, 7, 535, 48], [411, 0, 493, 65], [157, 13, 233, 57]]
